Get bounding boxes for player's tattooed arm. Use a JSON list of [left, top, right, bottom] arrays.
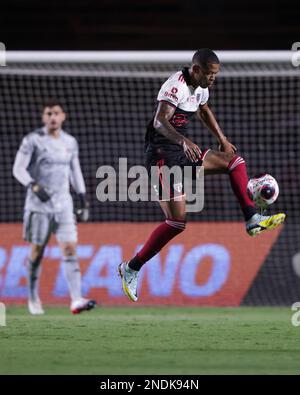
[[197, 103, 237, 154], [154, 101, 202, 162]]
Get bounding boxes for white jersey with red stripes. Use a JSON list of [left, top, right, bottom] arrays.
[[157, 68, 209, 112]]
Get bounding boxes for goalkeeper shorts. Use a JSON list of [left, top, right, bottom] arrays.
[[23, 210, 78, 245]]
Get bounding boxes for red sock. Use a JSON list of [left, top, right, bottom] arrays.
[[227, 156, 256, 221], [129, 219, 186, 269]]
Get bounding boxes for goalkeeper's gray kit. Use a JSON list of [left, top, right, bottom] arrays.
[[13, 127, 86, 244]]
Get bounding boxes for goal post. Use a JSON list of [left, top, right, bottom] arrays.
[[5, 50, 294, 63]]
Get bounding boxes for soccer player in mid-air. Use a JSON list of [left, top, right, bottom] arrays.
[[119, 48, 286, 302], [13, 100, 96, 315]]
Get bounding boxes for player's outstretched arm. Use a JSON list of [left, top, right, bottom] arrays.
[[197, 103, 237, 154], [154, 101, 202, 163]]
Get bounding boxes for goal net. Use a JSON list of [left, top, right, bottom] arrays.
[[0, 51, 299, 306]]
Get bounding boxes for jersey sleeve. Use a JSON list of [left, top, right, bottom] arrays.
[[19, 134, 35, 156], [70, 139, 86, 194], [200, 88, 209, 105], [13, 135, 35, 187], [157, 77, 187, 108]]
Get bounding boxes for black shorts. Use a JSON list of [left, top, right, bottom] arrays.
[[145, 148, 210, 200]]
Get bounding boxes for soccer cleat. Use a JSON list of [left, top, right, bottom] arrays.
[[246, 212, 286, 237], [28, 298, 45, 315], [70, 298, 96, 314], [118, 261, 139, 302]]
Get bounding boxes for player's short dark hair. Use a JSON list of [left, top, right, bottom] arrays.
[[192, 49, 220, 68], [43, 99, 65, 112]]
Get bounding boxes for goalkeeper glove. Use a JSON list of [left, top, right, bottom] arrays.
[[76, 193, 89, 222], [29, 182, 51, 202]]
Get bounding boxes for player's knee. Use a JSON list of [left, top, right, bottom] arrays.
[[165, 211, 186, 222], [62, 243, 76, 257], [223, 152, 236, 166]]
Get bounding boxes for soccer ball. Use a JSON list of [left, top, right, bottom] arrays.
[[247, 174, 279, 209]]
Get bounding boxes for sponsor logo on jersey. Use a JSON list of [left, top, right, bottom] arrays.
[[171, 87, 178, 94], [164, 91, 178, 101], [196, 93, 201, 102]]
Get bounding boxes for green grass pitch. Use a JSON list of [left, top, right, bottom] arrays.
[[1, 306, 300, 375]]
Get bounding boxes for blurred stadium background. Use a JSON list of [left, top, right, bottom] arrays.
[[0, 0, 298, 51]]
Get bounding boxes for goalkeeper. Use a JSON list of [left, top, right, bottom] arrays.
[[13, 100, 96, 315]]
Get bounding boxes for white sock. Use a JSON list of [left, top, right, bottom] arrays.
[[63, 256, 82, 301], [28, 258, 43, 301]]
